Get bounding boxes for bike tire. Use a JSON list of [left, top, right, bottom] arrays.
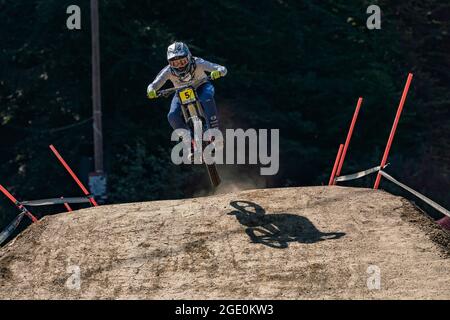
[[205, 162, 221, 187]]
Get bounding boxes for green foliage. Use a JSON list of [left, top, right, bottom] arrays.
[[108, 142, 189, 203]]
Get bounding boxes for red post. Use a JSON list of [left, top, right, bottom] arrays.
[[437, 216, 450, 231], [49, 145, 98, 206], [374, 73, 413, 189], [329, 144, 344, 186], [61, 197, 73, 212], [0, 185, 38, 223], [334, 97, 363, 184]]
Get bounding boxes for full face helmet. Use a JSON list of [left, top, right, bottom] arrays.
[[167, 42, 195, 79]]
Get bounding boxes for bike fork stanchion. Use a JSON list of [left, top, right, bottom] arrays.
[[49, 144, 99, 207], [374, 73, 413, 189], [329, 144, 344, 186], [334, 97, 363, 185]]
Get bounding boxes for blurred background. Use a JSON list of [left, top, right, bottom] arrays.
[[1, 0, 449, 233]]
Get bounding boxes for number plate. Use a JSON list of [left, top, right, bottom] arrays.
[[179, 88, 196, 104]]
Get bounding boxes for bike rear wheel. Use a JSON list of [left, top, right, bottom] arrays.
[[205, 162, 221, 187]]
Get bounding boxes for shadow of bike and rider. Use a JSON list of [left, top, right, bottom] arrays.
[[228, 201, 345, 249]]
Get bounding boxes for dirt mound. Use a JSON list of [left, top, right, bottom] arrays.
[[0, 186, 449, 299]]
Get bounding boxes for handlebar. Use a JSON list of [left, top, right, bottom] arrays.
[[156, 75, 213, 98]]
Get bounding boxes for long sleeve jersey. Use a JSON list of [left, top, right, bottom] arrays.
[[147, 57, 227, 93]]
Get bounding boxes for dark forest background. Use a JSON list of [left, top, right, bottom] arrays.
[[1, 0, 449, 233]]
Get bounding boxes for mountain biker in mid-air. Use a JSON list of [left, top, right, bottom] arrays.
[[147, 42, 227, 155]]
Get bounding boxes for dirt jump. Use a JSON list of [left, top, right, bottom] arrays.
[[1, 186, 449, 299]]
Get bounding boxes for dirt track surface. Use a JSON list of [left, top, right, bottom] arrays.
[[1, 186, 449, 299]]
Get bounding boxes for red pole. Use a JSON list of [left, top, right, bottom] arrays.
[[334, 97, 363, 184], [374, 73, 413, 189], [329, 144, 344, 186], [0, 185, 38, 223], [437, 216, 450, 231], [49, 145, 98, 206], [61, 197, 73, 212]]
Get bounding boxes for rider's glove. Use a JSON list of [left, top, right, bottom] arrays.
[[147, 89, 157, 99], [210, 70, 222, 80]]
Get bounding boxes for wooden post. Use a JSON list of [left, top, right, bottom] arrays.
[[91, 0, 104, 174]]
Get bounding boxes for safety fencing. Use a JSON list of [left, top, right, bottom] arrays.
[[0, 212, 24, 245], [328, 73, 450, 225], [0, 145, 99, 245]]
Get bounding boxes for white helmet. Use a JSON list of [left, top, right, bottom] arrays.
[[167, 42, 195, 78]]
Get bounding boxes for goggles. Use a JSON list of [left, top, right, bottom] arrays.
[[169, 56, 189, 69]]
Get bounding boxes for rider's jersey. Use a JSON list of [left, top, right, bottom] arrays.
[[147, 57, 227, 93]]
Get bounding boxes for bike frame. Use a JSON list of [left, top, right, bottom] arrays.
[[155, 75, 221, 187]]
